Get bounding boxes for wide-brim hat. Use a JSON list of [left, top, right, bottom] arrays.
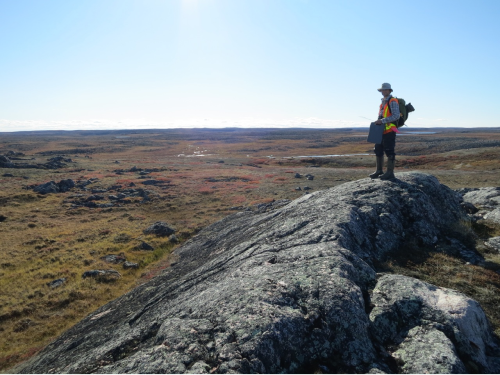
[[377, 83, 393, 92]]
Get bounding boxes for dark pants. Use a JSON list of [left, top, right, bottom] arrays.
[[374, 131, 396, 158]]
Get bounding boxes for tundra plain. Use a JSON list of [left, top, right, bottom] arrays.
[[1, 127, 500, 371]]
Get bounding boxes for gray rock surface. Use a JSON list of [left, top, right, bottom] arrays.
[[1, 155, 73, 170], [484, 208, 500, 226], [101, 254, 127, 264], [462, 187, 500, 208], [123, 261, 139, 270], [47, 278, 66, 289], [15, 173, 500, 374], [31, 179, 75, 194], [33, 181, 60, 194], [370, 274, 496, 373], [0, 155, 12, 163], [0, 154, 14, 167], [392, 326, 467, 374], [485, 236, 500, 252], [82, 269, 121, 280]]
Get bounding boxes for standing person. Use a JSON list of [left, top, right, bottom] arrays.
[[369, 83, 400, 180]]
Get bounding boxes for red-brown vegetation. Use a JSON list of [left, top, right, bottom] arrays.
[[1, 127, 500, 371]]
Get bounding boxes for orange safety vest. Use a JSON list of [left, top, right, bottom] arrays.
[[380, 97, 399, 134]]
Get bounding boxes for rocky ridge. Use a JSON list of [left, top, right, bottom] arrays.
[[15, 172, 500, 374], [0, 154, 73, 169]]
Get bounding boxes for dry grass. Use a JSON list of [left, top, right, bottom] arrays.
[[378, 221, 500, 338], [1, 128, 500, 370]]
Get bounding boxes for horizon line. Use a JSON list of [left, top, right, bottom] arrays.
[[1, 126, 499, 134]]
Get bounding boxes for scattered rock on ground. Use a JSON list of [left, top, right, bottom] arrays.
[[143, 221, 175, 237], [101, 254, 127, 264], [33, 181, 59, 194], [0, 154, 73, 170], [137, 241, 154, 251], [58, 179, 75, 192], [113, 233, 131, 243], [123, 261, 139, 270], [294, 173, 301, 178], [169, 234, 178, 244], [82, 270, 121, 280], [31, 179, 75, 194], [47, 278, 66, 289], [141, 180, 170, 186], [0, 215, 7, 222], [0, 155, 14, 167], [86, 195, 105, 201], [46, 156, 73, 169], [6, 151, 25, 157], [2, 173, 14, 177]]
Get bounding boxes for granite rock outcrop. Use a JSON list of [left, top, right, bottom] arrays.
[[15, 173, 500, 374]]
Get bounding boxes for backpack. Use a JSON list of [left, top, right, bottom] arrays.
[[391, 97, 415, 127]]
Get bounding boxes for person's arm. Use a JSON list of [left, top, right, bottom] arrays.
[[381, 100, 400, 124]]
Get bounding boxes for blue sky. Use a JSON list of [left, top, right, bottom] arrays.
[[1, 0, 499, 131]]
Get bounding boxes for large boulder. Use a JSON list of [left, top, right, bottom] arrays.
[[14, 173, 500, 374], [31, 179, 75, 194], [370, 274, 496, 373], [0, 155, 12, 163], [0, 155, 15, 168], [33, 181, 60, 194], [45, 156, 72, 169], [82, 269, 121, 280], [58, 179, 75, 192], [143, 221, 176, 237], [391, 326, 467, 373], [462, 187, 500, 209]]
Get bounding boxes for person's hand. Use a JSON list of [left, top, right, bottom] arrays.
[[375, 119, 383, 125]]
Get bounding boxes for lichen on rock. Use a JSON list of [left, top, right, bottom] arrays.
[[15, 172, 500, 374]]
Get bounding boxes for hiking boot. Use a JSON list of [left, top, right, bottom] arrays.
[[379, 156, 395, 180], [369, 156, 384, 179]]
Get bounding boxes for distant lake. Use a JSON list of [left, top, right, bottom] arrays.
[[398, 131, 438, 135]]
